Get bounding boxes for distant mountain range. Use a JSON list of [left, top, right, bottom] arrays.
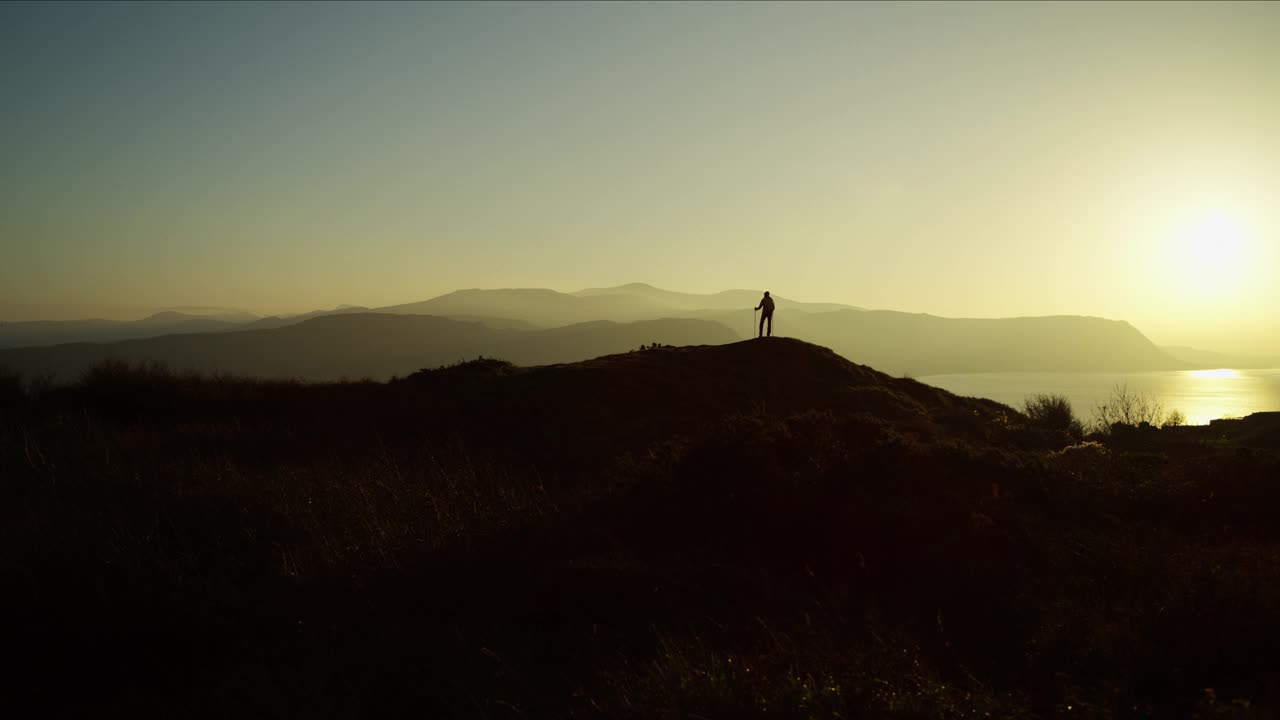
[[0, 307, 376, 348], [1158, 345, 1280, 370], [0, 314, 739, 382], [3, 283, 1265, 381], [573, 282, 859, 314], [780, 310, 1185, 377], [0, 312, 247, 349], [372, 284, 857, 327], [371, 285, 1191, 376]]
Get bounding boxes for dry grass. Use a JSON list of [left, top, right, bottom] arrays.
[[2, 353, 1278, 717]]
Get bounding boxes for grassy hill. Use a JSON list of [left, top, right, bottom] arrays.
[[3, 338, 1278, 717]]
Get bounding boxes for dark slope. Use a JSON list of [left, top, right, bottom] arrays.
[[7, 337, 1280, 718], [499, 336, 1006, 429], [0, 313, 741, 382]]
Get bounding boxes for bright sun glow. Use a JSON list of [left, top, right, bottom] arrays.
[[1181, 211, 1248, 269], [1163, 207, 1258, 304]]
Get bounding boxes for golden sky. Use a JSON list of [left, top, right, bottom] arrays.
[[2, 2, 1276, 354]]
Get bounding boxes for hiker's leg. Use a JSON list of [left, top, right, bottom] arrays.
[[766, 313, 772, 336], [759, 313, 765, 338]]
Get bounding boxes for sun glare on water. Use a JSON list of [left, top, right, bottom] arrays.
[[1187, 368, 1238, 380]]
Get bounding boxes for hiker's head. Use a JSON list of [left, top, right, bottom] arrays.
[[764, 291, 770, 297]]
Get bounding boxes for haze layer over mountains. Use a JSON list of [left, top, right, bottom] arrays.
[[1, 283, 1267, 382]]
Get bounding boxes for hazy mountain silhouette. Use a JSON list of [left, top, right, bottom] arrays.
[[0, 312, 251, 349], [135, 310, 250, 325], [233, 305, 372, 331], [373, 284, 858, 327], [0, 313, 740, 382], [365, 286, 1187, 374], [1160, 345, 1280, 370], [1, 284, 1211, 375], [431, 315, 541, 330], [572, 282, 861, 313], [152, 306, 257, 320], [762, 310, 1187, 376], [373, 288, 660, 326]]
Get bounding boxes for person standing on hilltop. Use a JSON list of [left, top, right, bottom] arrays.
[[755, 291, 775, 338]]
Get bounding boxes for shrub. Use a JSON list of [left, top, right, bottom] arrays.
[[1092, 383, 1184, 432], [1023, 393, 1085, 440], [398, 356, 516, 383]]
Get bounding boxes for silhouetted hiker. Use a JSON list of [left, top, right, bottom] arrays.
[[755, 291, 775, 338]]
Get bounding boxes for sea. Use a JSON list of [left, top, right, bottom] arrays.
[[918, 368, 1280, 426]]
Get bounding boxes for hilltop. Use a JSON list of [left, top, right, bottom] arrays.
[[389, 337, 1013, 474], [5, 338, 1279, 717]]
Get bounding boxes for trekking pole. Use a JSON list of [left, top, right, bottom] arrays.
[[752, 308, 758, 339]]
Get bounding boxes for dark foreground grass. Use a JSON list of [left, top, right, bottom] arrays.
[[3, 346, 1279, 718]]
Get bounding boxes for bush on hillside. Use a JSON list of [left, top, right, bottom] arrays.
[[1023, 393, 1085, 440], [1092, 383, 1185, 432], [399, 356, 516, 383]]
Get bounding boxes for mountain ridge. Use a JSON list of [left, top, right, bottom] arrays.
[[0, 313, 741, 382], [0, 284, 1205, 374]]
